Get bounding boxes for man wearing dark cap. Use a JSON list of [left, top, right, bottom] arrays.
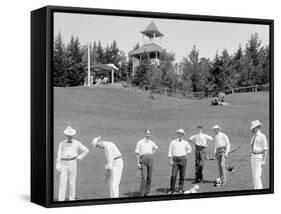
[[189, 126, 213, 183], [168, 129, 192, 194], [135, 129, 159, 196]]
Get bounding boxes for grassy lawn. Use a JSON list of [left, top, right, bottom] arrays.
[[53, 86, 270, 200]]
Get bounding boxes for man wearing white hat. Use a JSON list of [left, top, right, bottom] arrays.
[[56, 126, 89, 201], [250, 120, 268, 189], [92, 136, 123, 198], [213, 125, 231, 186], [135, 129, 158, 196], [189, 125, 213, 183], [168, 129, 192, 194]]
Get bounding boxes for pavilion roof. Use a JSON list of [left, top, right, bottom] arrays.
[[141, 21, 164, 38], [129, 43, 164, 56], [89, 63, 119, 72]]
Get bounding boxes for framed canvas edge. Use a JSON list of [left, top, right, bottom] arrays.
[[31, 5, 274, 208]]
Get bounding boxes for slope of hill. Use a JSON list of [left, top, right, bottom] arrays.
[[53, 87, 270, 200]]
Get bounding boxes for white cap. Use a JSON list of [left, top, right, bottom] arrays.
[[145, 129, 152, 136], [250, 120, 262, 129], [212, 125, 221, 130], [92, 136, 101, 147], [63, 126, 76, 136], [176, 129, 185, 134]]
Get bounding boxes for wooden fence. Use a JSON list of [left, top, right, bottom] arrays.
[[135, 84, 269, 99]]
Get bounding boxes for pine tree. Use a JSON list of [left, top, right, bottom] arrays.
[[65, 36, 85, 86], [96, 40, 104, 64], [53, 32, 67, 86], [132, 57, 151, 87], [240, 33, 264, 86], [91, 41, 98, 65]]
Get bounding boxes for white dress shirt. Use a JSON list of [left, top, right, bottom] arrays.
[[168, 139, 192, 157], [251, 130, 268, 153], [189, 133, 213, 147], [135, 138, 158, 156], [56, 139, 89, 161], [214, 132, 231, 154], [104, 141, 122, 170]]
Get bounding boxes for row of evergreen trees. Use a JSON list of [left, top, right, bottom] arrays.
[[53, 32, 270, 96]]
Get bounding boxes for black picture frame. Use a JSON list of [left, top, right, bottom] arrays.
[[31, 5, 274, 208]]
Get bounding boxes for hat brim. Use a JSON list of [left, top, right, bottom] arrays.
[[176, 131, 185, 135], [250, 123, 261, 129], [212, 127, 221, 130], [64, 131, 76, 136]]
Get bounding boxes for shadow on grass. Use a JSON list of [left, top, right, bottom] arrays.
[[184, 177, 214, 184], [155, 187, 169, 194], [154, 177, 214, 194], [123, 191, 142, 197]]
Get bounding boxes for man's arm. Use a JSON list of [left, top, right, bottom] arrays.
[[225, 134, 231, 157], [56, 143, 62, 171], [168, 141, 174, 165], [262, 135, 268, 165], [135, 142, 142, 168], [185, 142, 192, 154], [105, 146, 114, 170], [76, 142, 89, 160], [262, 150, 268, 165], [188, 136, 195, 145], [205, 135, 213, 147], [213, 139, 217, 155], [151, 141, 159, 154], [136, 153, 142, 168]]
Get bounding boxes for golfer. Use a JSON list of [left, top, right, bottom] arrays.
[[250, 120, 268, 189], [168, 129, 192, 194], [56, 126, 89, 201], [92, 136, 123, 198], [189, 125, 213, 183], [213, 125, 231, 186], [135, 129, 159, 196]]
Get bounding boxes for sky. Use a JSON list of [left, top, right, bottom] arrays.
[[54, 12, 269, 62]]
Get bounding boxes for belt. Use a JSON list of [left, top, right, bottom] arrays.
[[140, 153, 152, 157], [61, 156, 77, 161], [216, 147, 226, 153], [173, 155, 186, 159], [195, 145, 206, 149], [114, 155, 122, 160], [252, 152, 263, 155]]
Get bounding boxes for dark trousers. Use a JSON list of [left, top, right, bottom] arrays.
[[139, 154, 154, 195], [170, 156, 187, 192], [195, 145, 206, 181]]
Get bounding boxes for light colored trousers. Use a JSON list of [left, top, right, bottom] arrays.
[[251, 154, 263, 189], [109, 158, 123, 198], [216, 152, 227, 183], [58, 160, 77, 201]]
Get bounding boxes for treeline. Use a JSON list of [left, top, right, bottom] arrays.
[[53, 32, 128, 86], [54, 32, 270, 96], [133, 33, 270, 96]]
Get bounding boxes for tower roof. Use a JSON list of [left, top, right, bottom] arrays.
[[141, 21, 164, 38], [129, 43, 164, 57]]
